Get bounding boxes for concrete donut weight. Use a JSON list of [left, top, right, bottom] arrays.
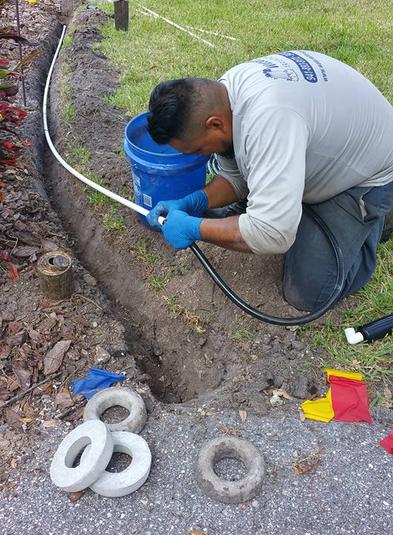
[[87, 431, 152, 498], [195, 436, 265, 504], [49, 420, 113, 492], [83, 387, 147, 433]]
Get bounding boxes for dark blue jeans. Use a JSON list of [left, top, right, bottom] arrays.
[[204, 181, 393, 311], [283, 182, 393, 311]]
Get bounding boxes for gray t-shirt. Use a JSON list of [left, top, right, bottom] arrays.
[[218, 51, 393, 255]]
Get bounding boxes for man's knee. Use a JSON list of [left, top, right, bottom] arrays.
[[283, 281, 313, 311], [282, 269, 334, 312]]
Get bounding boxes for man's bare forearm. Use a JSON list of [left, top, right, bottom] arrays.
[[200, 215, 252, 253], [203, 175, 239, 208]]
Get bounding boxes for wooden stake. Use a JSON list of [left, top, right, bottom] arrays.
[[114, 0, 129, 31]]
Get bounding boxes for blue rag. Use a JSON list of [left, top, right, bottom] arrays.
[[70, 367, 125, 399]]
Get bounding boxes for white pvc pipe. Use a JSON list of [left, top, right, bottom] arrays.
[[43, 25, 153, 220]]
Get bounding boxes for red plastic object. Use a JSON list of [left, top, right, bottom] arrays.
[[379, 433, 393, 454], [329, 375, 372, 424]]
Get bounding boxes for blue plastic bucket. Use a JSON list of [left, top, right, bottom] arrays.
[[124, 112, 208, 221]]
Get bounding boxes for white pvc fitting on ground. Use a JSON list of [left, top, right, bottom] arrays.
[[50, 420, 113, 492], [344, 327, 364, 344], [83, 387, 147, 433], [86, 431, 152, 497]]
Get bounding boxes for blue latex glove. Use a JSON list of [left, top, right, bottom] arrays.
[[70, 368, 125, 399], [162, 209, 202, 250], [146, 190, 208, 230]]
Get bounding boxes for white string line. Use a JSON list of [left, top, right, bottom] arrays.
[[139, 7, 237, 41], [183, 25, 238, 41], [138, 5, 217, 49]]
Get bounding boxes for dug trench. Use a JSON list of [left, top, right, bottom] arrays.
[[31, 7, 328, 412]]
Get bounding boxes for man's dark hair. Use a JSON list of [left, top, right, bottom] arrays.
[[147, 78, 213, 144]]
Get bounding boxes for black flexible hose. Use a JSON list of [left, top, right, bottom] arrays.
[[190, 205, 346, 325]]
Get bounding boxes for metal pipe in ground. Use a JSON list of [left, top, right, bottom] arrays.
[[37, 250, 73, 300]]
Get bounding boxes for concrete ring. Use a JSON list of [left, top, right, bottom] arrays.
[[87, 431, 152, 497], [49, 420, 113, 492], [83, 387, 147, 433], [195, 436, 265, 504]]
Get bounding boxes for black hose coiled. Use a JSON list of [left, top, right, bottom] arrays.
[[190, 205, 345, 325]]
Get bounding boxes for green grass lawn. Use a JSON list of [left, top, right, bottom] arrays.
[[96, 0, 392, 114], [91, 0, 392, 393]]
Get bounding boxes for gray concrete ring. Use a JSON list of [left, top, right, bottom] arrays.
[[83, 387, 147, 433], [87, 431, 152, 497], [195, 436, 265, 504], [50, 420, 113, 492]]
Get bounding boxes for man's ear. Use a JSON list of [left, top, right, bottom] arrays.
[[205, 115, 224, 131]]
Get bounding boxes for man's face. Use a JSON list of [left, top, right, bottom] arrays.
[[170, 114, 234, 157]]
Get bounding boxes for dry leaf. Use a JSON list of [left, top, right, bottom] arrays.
[[6, 374, 20, 393], [0, 387, 11, 402], [18, 417, 33, 424], [6, 331, 27, 347], [12, 246, 39, 258], [12, 360, 32, 389], [43, 340, 71, 375], [41, 239, 58, 252], [272, 388, 293, 400], [28, 329, 41, 345], [190, 530, 205, 535], [8, 321, 22, 335], [219, 425, 241, 437], [42, 419, 57, 429], [67, 490, 84, 502], [37, 316, 58, 333], [239, 409, 248, 423], [55, 391, 74, 410], [15, 230, 40, 247], [0, 343, 10, 360], [293, 450, 324, 475], [20, 400, 36, 418], [5, 408, 23, 429]]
